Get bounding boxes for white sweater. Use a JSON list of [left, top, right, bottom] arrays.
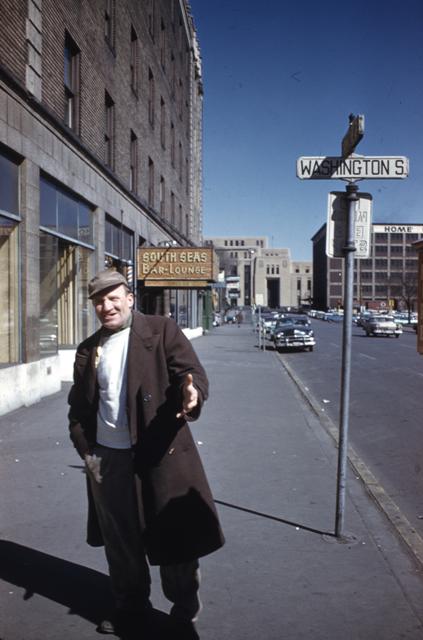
[[96, 327, 132, 449]]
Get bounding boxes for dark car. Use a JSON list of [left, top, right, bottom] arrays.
[[272, 316, 315, 352]]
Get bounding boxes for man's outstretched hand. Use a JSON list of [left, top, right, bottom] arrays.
[[176, 373, 199, 418]]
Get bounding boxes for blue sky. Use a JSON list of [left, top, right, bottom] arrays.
[[189, 0, 423, 260]]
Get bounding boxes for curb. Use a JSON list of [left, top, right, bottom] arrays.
[[277, 352, 423, 570]]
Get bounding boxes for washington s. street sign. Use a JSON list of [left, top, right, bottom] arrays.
[[296, 156, 409, 180]]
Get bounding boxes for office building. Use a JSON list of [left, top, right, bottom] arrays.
[[311, 223, 422, 311], [204, 236, 312, 308]]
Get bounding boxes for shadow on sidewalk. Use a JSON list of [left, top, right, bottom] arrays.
[[215, 500, 334, 537], [0, 540, 199, 639]]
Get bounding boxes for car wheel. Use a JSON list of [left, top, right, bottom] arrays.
[[395, 334, 400, 338], [308, 346, 314, 352]]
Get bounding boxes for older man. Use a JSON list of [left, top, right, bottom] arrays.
[[68, 269, 224, 638]]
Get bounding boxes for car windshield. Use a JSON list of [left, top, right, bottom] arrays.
[[371, 315, 394, 321], [275, 319, 308, 329]]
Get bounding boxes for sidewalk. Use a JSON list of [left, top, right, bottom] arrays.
[[1, 324, 423, 639]]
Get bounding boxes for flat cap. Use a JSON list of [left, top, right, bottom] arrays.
[[88, 269, 129, 299]]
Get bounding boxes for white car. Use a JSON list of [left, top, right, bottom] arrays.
[[361, 315, 403, 338]]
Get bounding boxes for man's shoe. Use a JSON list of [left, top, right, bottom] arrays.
[[97, 618, 117, 635], [98, 602, 152, 636]]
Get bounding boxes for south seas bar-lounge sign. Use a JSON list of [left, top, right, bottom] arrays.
[[137, 246, 218, 288]]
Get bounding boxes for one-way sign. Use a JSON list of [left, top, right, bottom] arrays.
[[296, 155, 409, 180]]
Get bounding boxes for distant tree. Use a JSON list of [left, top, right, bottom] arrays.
[[388, 271, 418, 320]]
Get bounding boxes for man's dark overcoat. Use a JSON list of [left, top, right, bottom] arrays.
[[68, 311, 224, 566]]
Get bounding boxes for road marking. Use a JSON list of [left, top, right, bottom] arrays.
[[330, 342, 339, 348], [358, 353, 376, 360], [400, 344, 415, 349]]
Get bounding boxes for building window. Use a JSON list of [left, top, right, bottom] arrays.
[[185, 213, 189, 236], [104, 0, 115, 48], [148, 0, 155, 40], [375, 259, 387, 268], [406, 258, 417, 269], [105, 91, 115, 168], [148, 157, 154, 207], [390, 259, 403, 271], [390, 245, 403, 254], [170, 191, 175, 226], [64, 32, 80, 133], [375, 245, 388, 256], [39, 177, 94, 353], [375, 233, 388, 244], [179, 78, 183, 120], [130, 27, 139, 94], [160, 176, 165, 218], [160, 98, 166, 148], [0, 213, 19, 364], [40, 234, 92, 354], [178, 203, 182, 230], [0, 148, 19, 215], [160, 18, 166, 68], [170, 121, 175, 166], [297, 278, 301, 291], [178, 141, 182, 181], [40, 175, 93, 244], [171, 51, 176, 96], [105, 215, 134, 289], [148, 69, 155, 127], [105, 216, 134, 263], [185, 157, 189, 195], [130, 131, 138, 193], [330, 285, 342, 296], [390, 233, 403, 243]]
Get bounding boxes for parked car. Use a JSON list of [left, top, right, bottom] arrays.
[[224, 310, 238, 324], [360, 314, 403, 338], [272, 316, 316, 352], [392, 312, 417, 326]]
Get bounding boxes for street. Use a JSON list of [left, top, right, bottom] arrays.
[[274, 319, 423, 538]]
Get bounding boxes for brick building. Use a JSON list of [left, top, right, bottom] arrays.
[[0, 0, 204, 414], [311, 223, 423, 311]]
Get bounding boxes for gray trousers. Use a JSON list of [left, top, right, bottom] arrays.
[[87, 444, 201, 621]]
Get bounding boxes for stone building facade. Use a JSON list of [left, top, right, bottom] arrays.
[[0, 0, 204, 414], [204, 236, 312, 309]]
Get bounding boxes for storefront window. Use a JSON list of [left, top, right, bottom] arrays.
[[40, 175, 93, 244], [40, 232, 92, 354], [105, 215, 134, 288], [0, 215, 19, 364], [0, 151, 19, 215]]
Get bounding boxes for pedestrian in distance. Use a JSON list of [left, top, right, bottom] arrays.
[[236, 311, 243, 327], [68, 269, 224, 639]]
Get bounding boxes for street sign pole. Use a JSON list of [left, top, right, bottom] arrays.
[[297, 114, 409, 539], [335, 182, 358, 538]]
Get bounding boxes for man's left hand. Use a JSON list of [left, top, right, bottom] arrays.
[[176, 373, 198, 418]]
